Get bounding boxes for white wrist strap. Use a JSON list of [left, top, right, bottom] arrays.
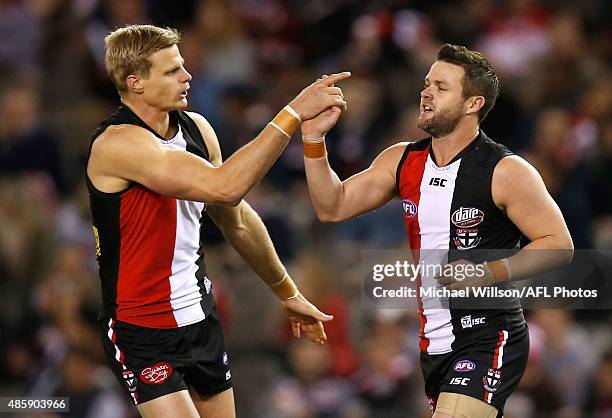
[[284, 105, 301, 122]]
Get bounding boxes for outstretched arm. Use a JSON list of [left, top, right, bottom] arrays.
[[88, 72, 350, 206]]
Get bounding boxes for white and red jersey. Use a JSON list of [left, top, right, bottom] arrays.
[[87, 105, 214, 328], [396, 131, 525, 355]]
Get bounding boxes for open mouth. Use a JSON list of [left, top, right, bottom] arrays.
[[419, 104, 434, 118], [179, 84, 190, 99]]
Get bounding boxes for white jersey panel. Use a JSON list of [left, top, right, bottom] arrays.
[[418, 156, 461, 354], [160, 127, 206, 326]]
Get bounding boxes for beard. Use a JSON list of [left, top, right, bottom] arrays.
[[417, 105, 463, 138]]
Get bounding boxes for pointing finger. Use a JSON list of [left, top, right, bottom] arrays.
[[319, 72, 351, 86]]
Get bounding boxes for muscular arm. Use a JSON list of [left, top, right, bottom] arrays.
[[304, 143, 407, 222], [492, 155, 574, 280], [207, 202, 286, 285], [88, 73, 350, 206], [190, 112, 287, 283], [207, 199, 332, 344], [198, 115, 332, 343], [88, 122, 292, 206]]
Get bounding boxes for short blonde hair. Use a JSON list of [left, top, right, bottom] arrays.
[[104, 25, 181, 93]]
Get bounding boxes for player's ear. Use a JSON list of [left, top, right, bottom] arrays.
[[126, 74, 144, 95], [465, 96, 485, 116]]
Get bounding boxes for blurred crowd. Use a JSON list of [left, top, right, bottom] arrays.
[[0, 0, 610, 417]]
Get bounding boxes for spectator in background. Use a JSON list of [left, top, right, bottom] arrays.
[[278, 255, 358, 378], [0, 0, 42, 72], [584, 349, 612, 418], [523, 108, 592, 247], [192, 0, 256, 85], [84, 0, 152, 100], [263, 338, 366, 418], [352, 311, 421, 418], [476, 0, 550, 80], [51, 346, 131, 418], [505, 322, 564, 418], [0, 78, 66, 194], [33, 244, 102, 361], [179, 27, 225, 129], [530, 310, 598, 415], [588, 119, 612, 248]]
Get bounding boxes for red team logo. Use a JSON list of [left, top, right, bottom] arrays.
[[140, 362, 174, 384]]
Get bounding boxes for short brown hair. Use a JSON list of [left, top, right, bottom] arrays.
[[436, 44, 499, 122], [104, 25, 181, 93]]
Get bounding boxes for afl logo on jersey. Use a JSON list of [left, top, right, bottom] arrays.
[[452, 207, 484, 228], [402, 199, 418, 219]]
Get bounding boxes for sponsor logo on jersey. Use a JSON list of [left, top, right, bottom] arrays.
[[140, 362, 173, 384], [452, 207, 484, 228], [454, 359, 477, 372], [429, 177, 447, 187], [461, 315, 486, 329], [222, 352, 229, 366], [483, 368, 502, 393], [450, 377, 471, 386], [402, 199, 418, 219], [225, 370, 232, 381], [122, 369, 137, 392], [454, 229, 481, 250]]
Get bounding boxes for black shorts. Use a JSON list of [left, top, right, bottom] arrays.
[[101, 307, 232, 405], [421, 324, 529, 417]]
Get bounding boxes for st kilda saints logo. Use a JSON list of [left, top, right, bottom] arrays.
[[140, 362, 173, 384], [483, 368, 502, 393], [122, 369, 137, 392], [454, 229, 481, 250], [452, 207, 484, 228]]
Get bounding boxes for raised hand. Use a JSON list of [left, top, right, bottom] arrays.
[[301, 106, 343, 140], [289, 72, 351, 121]]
